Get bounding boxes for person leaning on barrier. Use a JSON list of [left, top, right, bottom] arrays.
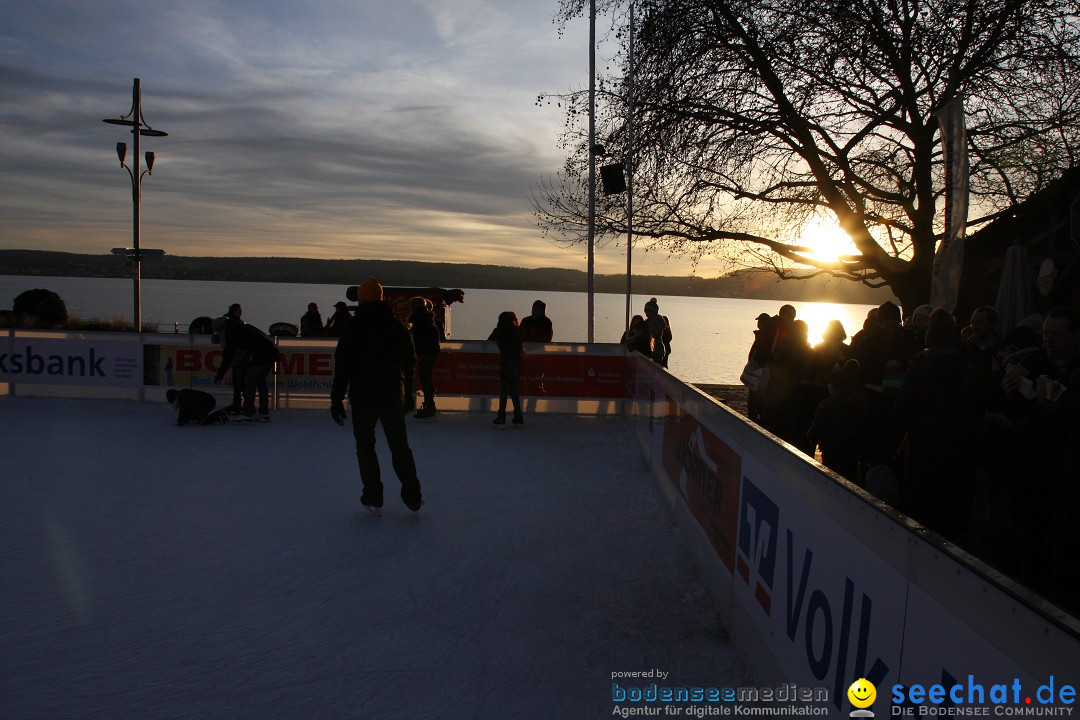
[[330, 276, 424, 514], [643, 298, 671, 367], [324, 301, 352, 338], [488, 311, 524, 425], [518, 300, 553, 343], [300, 302, 324, 337]]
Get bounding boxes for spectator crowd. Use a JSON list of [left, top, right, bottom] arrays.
[[741, 301, 1079, 616]]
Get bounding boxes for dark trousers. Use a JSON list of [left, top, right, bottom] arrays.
[[243, 363, 271, 415], [229, 364, 249, 409], [350, 397, 422, 508], [418, 355, 437, 409], [498, 359, 521, 417]]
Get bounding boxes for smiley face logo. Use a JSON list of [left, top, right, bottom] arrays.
[[848, 678, 876, 709]]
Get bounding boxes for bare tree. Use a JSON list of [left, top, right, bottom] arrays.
[[535, 0, 1080, 310]]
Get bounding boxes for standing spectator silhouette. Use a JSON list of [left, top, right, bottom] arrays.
[[409, 296, 441, 419], [766, 318, 815, 450], [623, 315, 656, 360], [519, 300, 554, 342], [324, 301, 352, 337], [811, 319, 849, 381], [851, 301, 909, 385], [745, 312, 775, 422], [905, 304, 933, 355], [643, 298, 672, 367], [621, 314, 644, 345], [300, 302, 324, 337], [488, 311, 524, 425], [760, 305, 798, 430], [961, 306, 1005, 370], [894, 309, 984, 540], [330, 277, 423, 514], [998, 305, 1080, 591], [807, 359, 872, 482]]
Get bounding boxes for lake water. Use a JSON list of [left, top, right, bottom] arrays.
[[1, 275, 876, 384]]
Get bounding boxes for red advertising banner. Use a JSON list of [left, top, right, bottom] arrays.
[[150, 342, 624, 399], [660, 405, 741, 570], [153, 344, 336, 393], [432, 351, 624, 398]]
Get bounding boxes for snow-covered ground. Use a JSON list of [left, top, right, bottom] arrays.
[[0, 397, 747, 719]]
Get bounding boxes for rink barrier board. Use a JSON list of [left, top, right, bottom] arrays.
[[0, 331, 624, 414], [623, 353, 1079, 712]]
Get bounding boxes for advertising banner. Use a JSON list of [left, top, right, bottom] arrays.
[[660, 403, 742, 572], [0, 335, 142, 387], [147, 342, 624, 399], [432, 350, 624, 398], [150, 343, 335, 394], [733, 452, 908, 712]]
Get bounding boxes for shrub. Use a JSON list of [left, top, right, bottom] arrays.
[[189, 316, 214, 334], [13, 288, 68, 328], [65, 315, 137, 332]]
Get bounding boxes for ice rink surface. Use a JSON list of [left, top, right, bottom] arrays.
[[0, 397, 747, 719]]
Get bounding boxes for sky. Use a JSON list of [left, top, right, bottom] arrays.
[[0, 0, 726, 277]]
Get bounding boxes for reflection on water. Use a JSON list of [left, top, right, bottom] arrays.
[[1, 275, 878, 385]]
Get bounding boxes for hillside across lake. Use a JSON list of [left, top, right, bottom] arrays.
[[0, 249, 896, 304]]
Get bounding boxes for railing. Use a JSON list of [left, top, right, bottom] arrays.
[[624, 352, 1080, 710]]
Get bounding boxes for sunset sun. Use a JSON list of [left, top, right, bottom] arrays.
[[792, 216, 858, 265]]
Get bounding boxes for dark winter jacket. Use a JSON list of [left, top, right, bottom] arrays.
[[331, 301, 416, 406], [174, 388, 217, 425], [807, 383, 873, 480], [300, 310, 323, 336], [324, 307, 352, 338], [852, 323, 910, 385], [409, 308, 441, 359], [519, 314, 553, 343], [488, 324, 524, 364], [214, 323, 278, 381]]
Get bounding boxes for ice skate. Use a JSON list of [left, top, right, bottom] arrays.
[[414, 405, 437, 420]]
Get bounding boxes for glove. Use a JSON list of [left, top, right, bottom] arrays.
[[330, 402, 347, 426]]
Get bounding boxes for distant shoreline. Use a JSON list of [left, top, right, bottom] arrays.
[[0, 249, 896, 304]]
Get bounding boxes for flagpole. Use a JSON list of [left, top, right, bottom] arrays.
[[624, 0, 635, 331], [587, 0, 597, 343]]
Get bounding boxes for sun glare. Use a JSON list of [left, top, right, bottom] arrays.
[[794, 216, 858, 264], [797, 302, 858, 346]]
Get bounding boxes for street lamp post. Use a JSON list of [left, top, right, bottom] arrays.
[[103, 78, 168, 331]]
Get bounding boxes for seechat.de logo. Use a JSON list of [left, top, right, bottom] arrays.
[[849, 678, 877, 718]]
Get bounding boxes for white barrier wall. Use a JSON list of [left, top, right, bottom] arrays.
[[624, 354, 1080, 714], [1, 330, 626, 414]]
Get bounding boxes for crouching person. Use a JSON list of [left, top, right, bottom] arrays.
[[167, 388, 229, 426]]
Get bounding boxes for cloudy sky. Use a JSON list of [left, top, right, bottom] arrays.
[[0, 0, 720, 277]]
